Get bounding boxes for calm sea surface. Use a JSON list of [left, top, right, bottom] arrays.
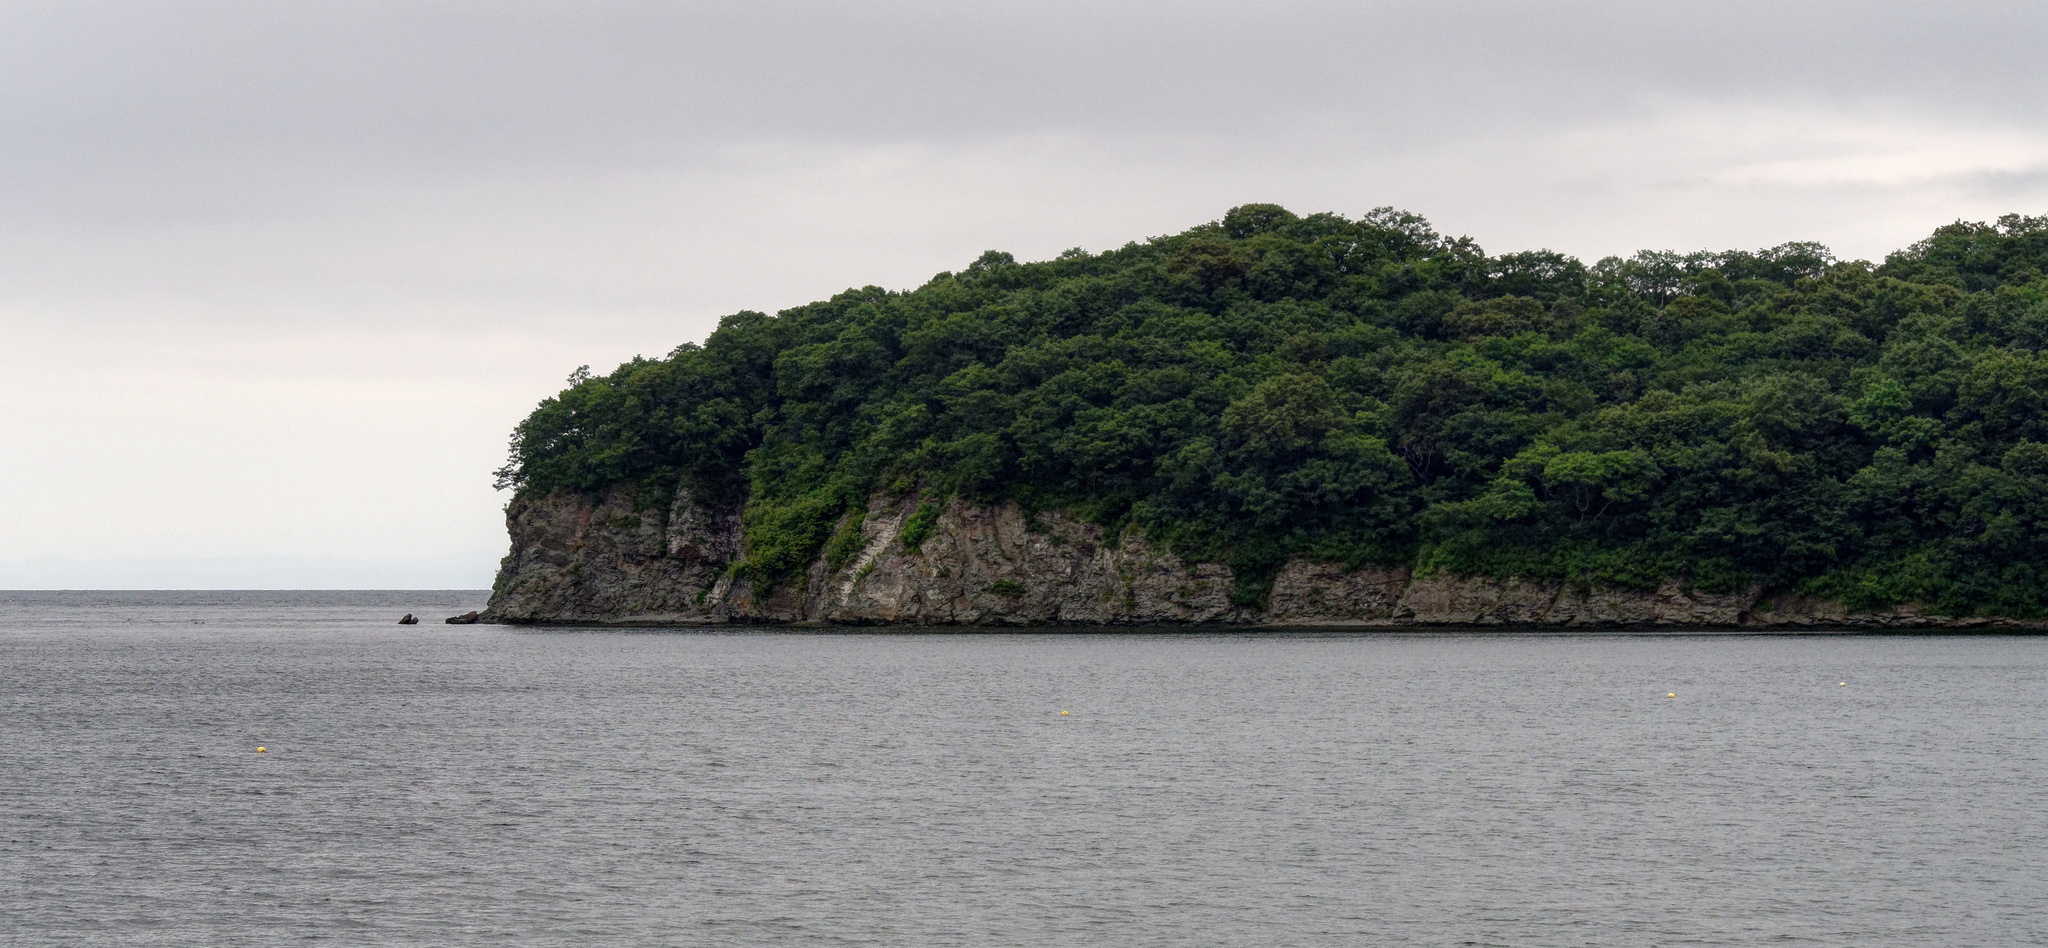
[[4, 591, 2047, 946]]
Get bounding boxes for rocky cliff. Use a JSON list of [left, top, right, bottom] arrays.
[[485, 483, 2038, 628]]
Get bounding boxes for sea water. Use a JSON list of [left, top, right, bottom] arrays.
[[4, 590, 2046, 946]]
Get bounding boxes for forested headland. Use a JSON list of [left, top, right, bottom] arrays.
[[494, 205, 2048, 615]]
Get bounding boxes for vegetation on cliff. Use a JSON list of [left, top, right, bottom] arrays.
[[495, 205, 2048, 614]]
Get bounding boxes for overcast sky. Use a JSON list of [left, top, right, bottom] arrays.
[[3, 0, 2044, 587]]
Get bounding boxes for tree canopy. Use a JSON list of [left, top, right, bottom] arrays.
[[495, 205, 2048, 614]]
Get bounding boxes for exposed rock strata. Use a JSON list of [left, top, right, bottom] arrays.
[[485, 484, 2043, 629]]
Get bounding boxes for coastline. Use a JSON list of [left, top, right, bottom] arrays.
[[485, 484, 2038, 631]]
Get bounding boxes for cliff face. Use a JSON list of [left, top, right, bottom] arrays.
[[486, 484, 2033, 628]]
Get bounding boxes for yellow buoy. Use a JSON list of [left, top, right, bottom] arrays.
[[1666, 693, 1676, 698], [256, 747, 266, 753], [1059, 710, 1069, 715], [1839, 682, 1847, 686]]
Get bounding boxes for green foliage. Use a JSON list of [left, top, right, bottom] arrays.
[[822, 511, 868, 573], [496, 205, 2048, 614], [984, 580, 1028, 599], [898, 499, 945, 553]]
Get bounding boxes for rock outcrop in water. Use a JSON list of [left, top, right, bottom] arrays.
[[485, 483, 2034, 628]]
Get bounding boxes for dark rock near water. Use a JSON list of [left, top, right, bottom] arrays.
[[485, 482, 2048, 629], [445, 611, 480, 625], [398, 613, 418, 625]]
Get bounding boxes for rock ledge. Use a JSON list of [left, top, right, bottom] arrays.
[[484, 485, 2041, 629]]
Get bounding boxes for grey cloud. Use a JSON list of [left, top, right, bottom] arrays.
[[2, 0, 2044, 574], [1967, 165, 2048, 199], [2, 1, 2042, 198]]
